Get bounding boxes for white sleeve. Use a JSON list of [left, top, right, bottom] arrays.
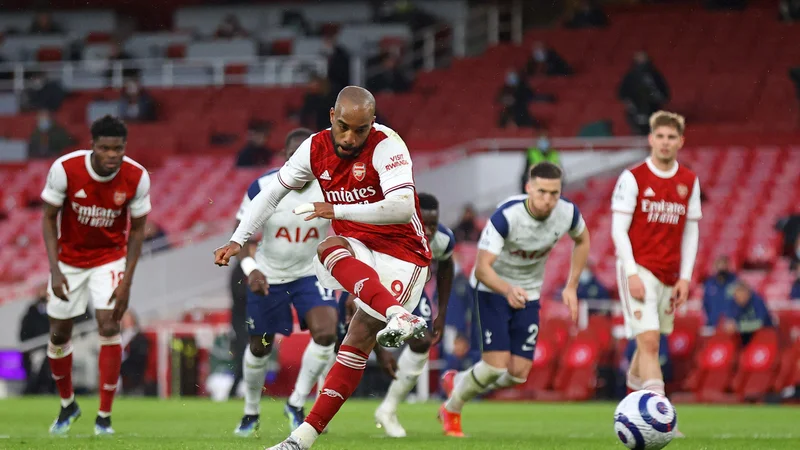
[[230, 178, 291, 245], [477, 221, 505, 256], [276, 137, 315, 190], [333, 189, 414, 224], [687, 177, 702, 220], [41, 160, 68, 207], [611, 211, 638, 276], [373, 132, 414, 196], [129, 170, 152, 218], [611, 170, 638, 214], [679, 220, 699, 281]]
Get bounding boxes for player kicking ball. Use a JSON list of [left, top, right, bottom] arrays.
[[231, 128, 340, 437], [41, 115, 151, 435], [439, 162, 590, 437], [611, 111, 701, 438], [343, 192, 455, 437], [215, 86, 430, 450]]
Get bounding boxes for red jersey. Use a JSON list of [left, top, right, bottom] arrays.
[[275, 124, 431, 267], [41, 150, 152, 268], [611, 158, 702, 285]]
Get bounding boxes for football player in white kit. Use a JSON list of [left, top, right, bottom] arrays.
[[233, 128, 339, 436], [439, 162, 591, 437]]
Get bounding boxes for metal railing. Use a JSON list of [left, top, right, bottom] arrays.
[[0, 56, 327, 92]]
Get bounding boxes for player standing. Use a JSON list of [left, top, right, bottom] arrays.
[[232, 128, 340, 436], [439, 162, 590, 437], [611, 111, 700, 437], [214, 86, 430, 450], [41, 115, 151, 435]]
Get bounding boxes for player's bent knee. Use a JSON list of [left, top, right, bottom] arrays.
[[316, 237, 353, 259], [49, 330, 70, 345], [97, 322, 120, 337], [636, 332, 661, 355], [310, 332, 337, 347], [408, 336, 432, 354], [248, 336, 271, 357]]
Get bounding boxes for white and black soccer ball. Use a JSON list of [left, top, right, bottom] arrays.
[[613, 390, 677, 450]]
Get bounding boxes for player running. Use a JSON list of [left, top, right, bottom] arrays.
[[439, 162, 590, 437], [41, 115, 151, 435], [611, 111, 700, 437], [214, 86, 430, 450], [232, 128, 340, 437], [350, 192, 455, 437]]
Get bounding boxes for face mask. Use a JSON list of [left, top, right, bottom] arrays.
[[38, 118, 51, 131], [125, 82, 139, 96], [534, 49, 546, 62], [506, 73, 518, 86], [537, 138, 550, 150]]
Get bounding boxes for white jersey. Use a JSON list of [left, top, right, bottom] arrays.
[[430, 223, 456, 262], [471, 195, 586, 300], [236, 169, 329, 284]]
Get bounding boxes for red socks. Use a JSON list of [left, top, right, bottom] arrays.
[[48, 341, 74, 404], [305, 345, 368, 433], [98, 335, 122, 415], [320, 246, 402, 316]]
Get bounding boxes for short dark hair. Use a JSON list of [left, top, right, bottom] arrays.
[[417, 192, 439, 211], [529, 162, 562, 180], [91, 115, 127, 141], [285, 127, 313, 148]]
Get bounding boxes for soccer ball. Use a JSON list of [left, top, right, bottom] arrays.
[[613, 390, 677, 449]]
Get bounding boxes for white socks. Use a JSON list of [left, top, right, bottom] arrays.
[[378, 347, 429, 412], [445, 361, 506, 413], [288, 341, 335, 408], [242, 347, 269, 415], [488, 372, 526, 390], [290, 422, 319, 449]]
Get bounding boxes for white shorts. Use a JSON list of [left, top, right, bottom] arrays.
[[314, 237, 429, 323], [47, 258, 126, 320], [616, 260, 675, 339]]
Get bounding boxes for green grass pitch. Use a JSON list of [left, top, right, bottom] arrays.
[[0, 396, 798, 449]]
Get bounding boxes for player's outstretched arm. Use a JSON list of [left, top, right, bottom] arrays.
[[563, 227, 591, 323], [431, 255, 455, 346]]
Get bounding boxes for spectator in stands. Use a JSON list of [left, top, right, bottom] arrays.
[[27, 109, 75, 158], [29, 12, 63, 34], [366, 52, 411, 94], [118, 77, 156, 122], [21, 71, 66, 112], [298, 73, 334, 131], [497, 69, 543, 129], [520, 133, 561, 192], [723, 282, 773, 345], [526, 42, 573, 77], [618, 52, 670, 135], [791, 264, 800, 300], [215, 14, 249, 39], [103, 41, 133, 81], [703, 255, 738, 326], [780, 0, 800, 21], [454, 203, 480, 242], [564, 0, 609, 29], [790, 66, 800, 111], [321, 33, 351, 93], [576, 265, 611, 301], [120, 310, 151, 396], [776, 214, 800, 268], [19, 283, 54, 395], [235, 120, 276, 167]]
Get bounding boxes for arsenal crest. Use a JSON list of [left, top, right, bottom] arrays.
[[676, 184, 688, 198], [352, 162, 366, 182], [113, 191, 127, 206]]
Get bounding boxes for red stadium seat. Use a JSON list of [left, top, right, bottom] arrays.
[[684, 333, 739, 402], [731, 331, 780, 401], [522, 336, 559, 396], [552, 331, 600, 401]]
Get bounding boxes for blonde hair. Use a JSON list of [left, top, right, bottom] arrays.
[[649, 110, 685, 135]]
